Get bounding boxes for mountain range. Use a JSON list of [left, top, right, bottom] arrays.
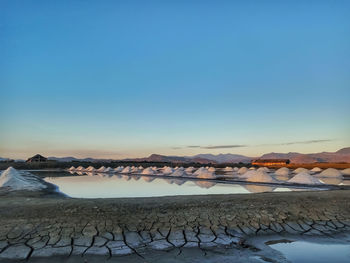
[[2, 147, 350, 164]]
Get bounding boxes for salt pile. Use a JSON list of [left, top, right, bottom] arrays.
[[249, 167, 256, 170], [310, 167, 322, 173], [169, 170, 189, 177], [257, 167, 270, 173], [195, 170, 216, 179], [131, 166, 140, 173], [114, 166, 123, 173], [233, 167, 239, 172], [193, 167, 208, 176], [245, 171, 278, 183], [237, 167, 248, 174], [293, 168, 309, 174], [138, 166, 144, 170], [208, 167, 216, 172], [104, 167, 114, 173], [341, 168, 350, 176], [86, 166, 96, 172], [275, 167, 290, 176], [223, 167, 234, 172], [288, 172, 323, 185], [76, 166, 85, 171], [141, 167, 155, 175], [0, 167, 47, 191], [68, 166, 76, 171], [162, 167, 175, 174], [317, 168, 343, 178], [121, 166, 132, 174], [96, 166, 106, 173], [185, 167, 195, 173]]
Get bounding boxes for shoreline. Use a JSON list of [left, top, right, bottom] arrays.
[[1, 190, 350, 261]]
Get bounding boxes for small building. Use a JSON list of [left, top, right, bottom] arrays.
[[251, 159, 290, 166], [26, 154, 48, 163]]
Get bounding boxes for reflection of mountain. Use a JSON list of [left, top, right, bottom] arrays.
[[194, 181, 216, 189], [243, 184, 275, 193]]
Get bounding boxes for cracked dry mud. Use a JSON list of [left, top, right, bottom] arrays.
[[0, 190, 350, 262]]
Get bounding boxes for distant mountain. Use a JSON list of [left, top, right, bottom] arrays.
[[260, 147, 350, 163], [191, 154, 253, 163], [48, 156, 114, 163], [123, 154, 215, 164]]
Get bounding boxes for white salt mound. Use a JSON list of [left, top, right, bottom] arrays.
[[0, 167, 47, 191], [257, 167, 270, 173], [193, 167, 208, 176], [233, 167, 239, 172], [288, 172, 323, 185], [185, 167, 195, 173], [223, 167, 234, 172], [169, 170, 189, 177], [163, 167, 175, 174], [96, 166, 106, 173], [114, 166, 123, 173], [131, 167, 140, 173], [208, 167, 216, 172], [238, 167, 248, 174], [121, 166, 132, 174], [317, 168, 343, 178], [275, 167, 290, 176], [76, 166, 85, 171], [293, 168, 309, 174], [104, 167, 114, 173], [341, 168, 350, 175], [86, 166, 96, 172], [245, 171, 278, 183], [196, 170, 216, 179], [138, 166, 144, 170], [310, 167, 322, 173], [68, 166, 76, 171], [141, 167, 155, 175]]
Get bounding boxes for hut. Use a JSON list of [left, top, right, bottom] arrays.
[[26, 154, 48, 163]]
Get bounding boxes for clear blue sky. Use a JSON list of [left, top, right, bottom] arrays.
[[1, 0, 349, 159]]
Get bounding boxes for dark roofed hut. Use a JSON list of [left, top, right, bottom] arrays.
[[26, 154, 48, 163], [251, 159, 290, 166]]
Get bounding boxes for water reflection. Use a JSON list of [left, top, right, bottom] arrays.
[[243, 185, 275, 193]]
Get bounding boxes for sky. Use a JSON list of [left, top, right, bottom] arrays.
[[1, 0, 350, 159]]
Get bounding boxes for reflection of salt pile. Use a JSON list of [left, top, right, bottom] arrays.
[[121, 166, 132, 174], [238, 167, 248, 174], [96, 166, 106, 173], [223, 167, 234, 172], [243, 185, 275, 193], [288, 172, 323, 185], [141, 167, 155, 175], [162, 167, 175, 174], [316, 168, 342, 178], [342, 168, 350, 175], [86, 166, 96, 172], [310, 167, 322, 173], [245, 171, 278, 183], [293, 168, 309, 174], [142, 176, 155, 182], [320, 177, 342, 185], [169, 170, 189, 177], [194, 181, 216, 189], [0, 167, 47, 191], [275, 167, 289, 176]]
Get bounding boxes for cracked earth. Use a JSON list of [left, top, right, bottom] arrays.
[[0, 190, 349, 262]]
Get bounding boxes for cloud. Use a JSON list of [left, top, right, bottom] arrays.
[[280, 139, 333, 146], [187, 146, 201, 148], [201, 145, 247, 149]]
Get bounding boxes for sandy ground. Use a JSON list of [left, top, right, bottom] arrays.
[[0, 189, 350, 262]]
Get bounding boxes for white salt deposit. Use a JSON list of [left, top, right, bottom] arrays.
[[104, 167, 114, 173], [257, 167, 270, 173], [114, 166, 123, 173], [245, 171, 278, 183], [85, 166, 96, 172], [275, 167, 290, 176], [0, 167, 47, 191], [76, 166, 85, 171], [249, 167, 256, 170], [317, 168, 343, 178], [162, 167, 175, 174], [233, 167, 239, 172], [131, 167, 140, 173], [96, 166, 106, 173], [193, 167, 208, 176], [208, 167, 216, 172], [185, 167, 195, 173], [169, 170, 189, 177], [68, 166, 76, 171], [196, 170, 216, 179], [223, 167, 234, 172], [121, 166, 132, 174], [310, 167, 322, 173], [341, 168, 350, 175], [138, 166, 144, 170], [238, 167, 248, 174], [288, 172, 323, 185], [293, 167, 309, 174], [141, 167, 155, 175]]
